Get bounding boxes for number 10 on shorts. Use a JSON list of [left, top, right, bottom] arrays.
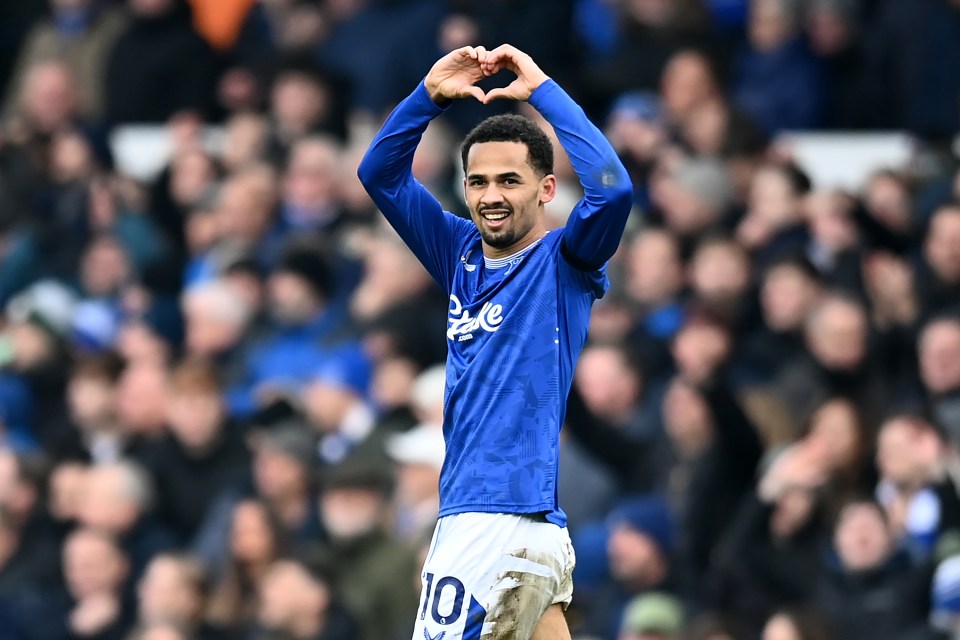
[[420, 573, 466, 625]]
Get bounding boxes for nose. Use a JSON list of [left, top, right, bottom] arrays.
[[480, 182, 503, 204]]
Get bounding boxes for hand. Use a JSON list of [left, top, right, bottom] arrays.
[[758, 442, 828, 502], [424, 46, 489, 104], [480, 44, 550, 103]]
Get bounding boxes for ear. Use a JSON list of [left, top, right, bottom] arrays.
[[539, 174, 557, 205]]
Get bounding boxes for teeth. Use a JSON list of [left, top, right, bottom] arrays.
[[483, 212, 509, 220]]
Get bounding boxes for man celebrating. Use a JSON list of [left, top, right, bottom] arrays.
[[358, 44, 632, 640]]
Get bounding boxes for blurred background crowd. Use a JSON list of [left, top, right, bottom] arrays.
[[0, 0, 959, 639]]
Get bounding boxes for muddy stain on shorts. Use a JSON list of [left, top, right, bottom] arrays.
[[481, 549, 565, 639]]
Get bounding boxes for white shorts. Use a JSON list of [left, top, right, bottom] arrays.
[[412, 512, 575, 640]]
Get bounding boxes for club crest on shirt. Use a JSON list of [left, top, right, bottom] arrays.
[[447, 294, 503, 342]]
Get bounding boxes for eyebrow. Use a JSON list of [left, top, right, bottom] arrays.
[[466, 171, 524, 181]]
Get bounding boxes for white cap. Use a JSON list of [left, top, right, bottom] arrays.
[[387, 424, 445, 470]]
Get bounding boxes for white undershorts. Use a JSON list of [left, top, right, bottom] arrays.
[[412, 512, 576, 640]]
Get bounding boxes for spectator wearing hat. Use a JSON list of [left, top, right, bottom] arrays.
[[311, 462, 417, 640], [652, 155, 735, 247], [386, 422, 445, 543], [573, 496, 676, 639], [619, 592, 684, 640], [145, 359, 250, 542]]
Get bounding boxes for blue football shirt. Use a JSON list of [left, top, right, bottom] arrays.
[[358, 78, 632, 526]]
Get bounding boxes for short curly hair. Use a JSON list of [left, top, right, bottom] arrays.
[[460, 114, 554, 178]]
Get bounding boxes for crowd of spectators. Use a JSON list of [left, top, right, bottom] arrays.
[[0, 0, 959, 639]]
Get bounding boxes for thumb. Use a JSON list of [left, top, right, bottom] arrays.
[[462, 85, 486, 103], [482, 87, 511, 104]]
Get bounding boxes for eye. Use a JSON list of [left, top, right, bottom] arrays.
[[468, 178, 485, 187], [502, 177, 519, 185]]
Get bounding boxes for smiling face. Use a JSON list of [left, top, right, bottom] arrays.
[[464, 141, 555, 257]]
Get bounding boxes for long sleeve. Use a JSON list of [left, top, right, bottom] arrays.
[[528, 80, 633, 270], [357, 81, 473, 292]]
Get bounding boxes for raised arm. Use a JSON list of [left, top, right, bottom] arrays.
[[482, 45, 634, 271], [357, 47, 487, 290]]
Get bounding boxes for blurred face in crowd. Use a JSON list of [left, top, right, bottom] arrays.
[[303, 379, 361, 432], [925, 207, 960, 283], [806, 1, 856, 56], [747, 166, 803, 228], [138, 555, 203, 625], [167, 387, 224, 452], [283, 138, 341, 212], [625, 229, 684, 307], [230, 501, 278, 566], [864, 172, 911, 233], [321, 486, 384, 540], [805, 297, 867, 371], [81, 236, 131, 298], [690, 240, 751, 304], [217, 170, 277, 246], [369, 356, 419, 411], [5, 321, 57, 371], [222, 113, 268, 172], [68, 372, 115, 430], [253, 443, 309, 502], [267, 271, 322, 325], [750, 0, 797, 52], [876, 417, 940, 490], [575, 345, 642, 425], [660, 51, 717, 123], [77, 464, 143, 534], [258, 561, 329, 633], [834, 502, 891, 572], [806, 191, 859, 253], [806, 399, 861, 472], [64, 530, 128, 599], [663, 379, 713, 458], [761, 262, 820, 333], [608, 524, 666, 588], [183, 282, 251, 358], [170, 149, 217, 208], [271, 73, 329, 139], [21, 60, 78, 133], [115, 361, 169, 435], [919, 319, 960, 394]]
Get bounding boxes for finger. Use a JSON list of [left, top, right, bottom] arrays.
[[463, 85, 486, 103], [482, 87, 511, 104], [475, 46, 488, 64]]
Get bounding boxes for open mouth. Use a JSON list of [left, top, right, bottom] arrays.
[[480, 209, 512, 227]]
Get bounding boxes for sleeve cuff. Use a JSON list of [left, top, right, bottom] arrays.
[[413, 80, 453, 115], [528, 78, 561, 110]]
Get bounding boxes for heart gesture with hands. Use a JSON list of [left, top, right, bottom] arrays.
[[424, 44, 550, 105]]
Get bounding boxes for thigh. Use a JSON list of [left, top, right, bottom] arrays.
[[411, 514, 575, 640], [531, 604, 572, 640]]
